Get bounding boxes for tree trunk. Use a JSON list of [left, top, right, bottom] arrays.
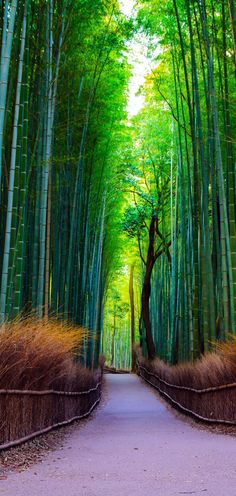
[[111, 309, 116, 367], [140, 269, 156, 359], [129, 263, 135, 371], [139, 216, 156, 359]]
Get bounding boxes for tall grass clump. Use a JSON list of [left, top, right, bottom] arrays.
[[0, 317, 96, 391], [136, 342, 236, 423], [136, 340, 236, 390]]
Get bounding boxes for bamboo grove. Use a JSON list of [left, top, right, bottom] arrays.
[[117, 0, 236, 365], [103, 0, 236, 367], [0, 0, 130, 367], [1, 0, 236, 370]]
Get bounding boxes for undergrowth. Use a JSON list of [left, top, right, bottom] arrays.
[[0, 317, 96, 391], [136, 338, 236, 390]]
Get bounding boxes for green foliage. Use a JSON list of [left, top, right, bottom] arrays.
[[1, 0, 236, 369], [0, 0, 132, 368], [122, 205, 147, 238]]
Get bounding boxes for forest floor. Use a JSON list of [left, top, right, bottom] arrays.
[[1, 374, 236, 496]]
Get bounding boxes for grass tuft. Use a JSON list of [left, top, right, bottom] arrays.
[[135, 341, 236, 390], [135, 342, 236, 423], [0, 317, 96, 391]]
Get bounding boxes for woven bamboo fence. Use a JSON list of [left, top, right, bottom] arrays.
[[0, 373, 102, 450], [137, 361, 236, 425]]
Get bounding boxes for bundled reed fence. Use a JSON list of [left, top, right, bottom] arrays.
[[0, 318, 103, 449], [0, 374, 102, 450], [136, 345, 236, 425]]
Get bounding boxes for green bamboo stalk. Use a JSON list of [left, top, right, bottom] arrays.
[[0, 0, 27, 322], [198, 0, 235, 334], [0, 0, 18, 195]]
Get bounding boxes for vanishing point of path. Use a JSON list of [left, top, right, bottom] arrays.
[[1, 374, 236, 496]]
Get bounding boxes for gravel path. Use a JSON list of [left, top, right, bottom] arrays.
[[1, 374, 236, 496]]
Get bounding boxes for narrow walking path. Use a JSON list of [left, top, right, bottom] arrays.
[[1, 374, 236, 496]]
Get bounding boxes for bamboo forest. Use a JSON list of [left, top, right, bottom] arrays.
[[1, 0, 236, 368], [2, 0, 236, 493]]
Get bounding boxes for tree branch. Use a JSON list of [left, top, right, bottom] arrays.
[[155, 224, 172, 264], [137, 232, 146, 266], [154, 240, 172, 263]]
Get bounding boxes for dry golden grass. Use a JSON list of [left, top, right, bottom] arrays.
[[135, 341, 236, 390], [135, 342, 236, 423], [0, 317, 95, 391]]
